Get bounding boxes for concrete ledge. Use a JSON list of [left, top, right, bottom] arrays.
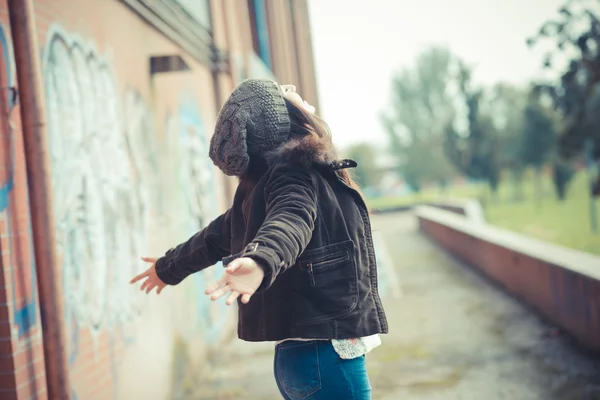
[[372, 198, 485, 224], [416, 205, 600, 351], [427, 198, 486, 224]]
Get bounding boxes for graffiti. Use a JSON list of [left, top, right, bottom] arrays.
[[45, 29, 110, 333], [165, 101, 232, 343], [118, 89, 158, 324], [42, 27, 153, 348], [0, 24, 38, 338], [0, 24, 14, 212]]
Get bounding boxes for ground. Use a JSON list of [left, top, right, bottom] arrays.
[[182, 212, 600, 400]]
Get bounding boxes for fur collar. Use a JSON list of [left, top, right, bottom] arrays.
[[266, 134, 339, 168]]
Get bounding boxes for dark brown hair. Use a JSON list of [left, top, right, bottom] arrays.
[[284, 99, 362, 193]]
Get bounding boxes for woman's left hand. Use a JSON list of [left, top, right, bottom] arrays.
[[130, 256, 168, 295], [205, 257, 265, 305]]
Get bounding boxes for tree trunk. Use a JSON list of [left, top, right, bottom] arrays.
[[534, 167, 543, 209], [511, 168, 524, 202]]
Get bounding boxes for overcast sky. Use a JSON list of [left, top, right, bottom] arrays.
[[307, 0, 568, 148]]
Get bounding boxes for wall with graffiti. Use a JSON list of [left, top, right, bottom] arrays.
[[0, 0, 238, 393], [36, 20, 236, 398], [163, 102, 234, 346]]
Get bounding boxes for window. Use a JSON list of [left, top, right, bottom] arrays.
[[174, 0, 212, 30], [247, 0, 272, 70]]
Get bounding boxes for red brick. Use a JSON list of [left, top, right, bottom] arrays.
[[0, 388, 18, 400], [5, 349, 43, 375], [15, 372, 45, 399]]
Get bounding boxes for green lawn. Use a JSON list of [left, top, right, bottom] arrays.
[[367, 171, 600, 256]]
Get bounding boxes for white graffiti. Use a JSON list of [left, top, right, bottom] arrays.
[[43, 27, 152, 334], [164, 107, 216, 237], [118, 89, 158, 323], [179, 111, 215, 232], [164, 105, 234, 342]]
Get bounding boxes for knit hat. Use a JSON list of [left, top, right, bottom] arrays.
[[209, 79, 290, 176]]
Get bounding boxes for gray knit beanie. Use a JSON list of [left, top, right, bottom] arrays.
[[209, 79, 290, 176]]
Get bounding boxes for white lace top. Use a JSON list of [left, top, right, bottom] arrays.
[[276, 335, 381, 359]]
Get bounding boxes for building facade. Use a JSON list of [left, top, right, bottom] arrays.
[[0, 0, 319, 398]]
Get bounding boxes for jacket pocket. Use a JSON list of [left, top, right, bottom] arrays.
[[293, 240, 358, 325]]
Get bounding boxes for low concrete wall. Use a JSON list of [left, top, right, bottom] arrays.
[[372, 198, 486, 224], [428, 198, 486, 224], [416, 205, 600, 351]]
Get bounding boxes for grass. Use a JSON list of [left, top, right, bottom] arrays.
[[367, 170, 600, 256]]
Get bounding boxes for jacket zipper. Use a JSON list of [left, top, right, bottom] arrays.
[[307, 264, 316, 286], [305, 253, 346, 287]]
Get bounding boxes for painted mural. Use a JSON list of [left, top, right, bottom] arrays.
[[42, 24, 234, 368], [42, 26, 153, 363], [0, 23, 39, 340], [164, 101, 233, 343]]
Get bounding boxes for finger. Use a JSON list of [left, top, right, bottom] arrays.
[[130, 270, 149, 284], [209, 284, 231, 301], [141, 256, 158, 263], [226, 291, 240, 306], [140, 278, 152, 292], [145, 282, 156, 294], [226, 259, 242, 274], [157, 284, 166, 295], [205, 276, 227, 295], [241, 293, 251, 304]]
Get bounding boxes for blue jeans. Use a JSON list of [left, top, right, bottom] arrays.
[[274, 340, 372, 399]]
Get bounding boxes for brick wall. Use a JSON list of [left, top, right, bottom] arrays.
[[0, 7, 48, 398]]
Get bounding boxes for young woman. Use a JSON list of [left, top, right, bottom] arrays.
[[131, 79, 388, 399]]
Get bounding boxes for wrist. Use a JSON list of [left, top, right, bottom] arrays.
[[155, 255, 183, 286]]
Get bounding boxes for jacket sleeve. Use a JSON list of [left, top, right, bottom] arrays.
[[155, 209, 232, 285], [242, 163, 318, 291]]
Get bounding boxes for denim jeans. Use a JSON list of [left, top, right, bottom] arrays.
[[274, 340, 372, 399]]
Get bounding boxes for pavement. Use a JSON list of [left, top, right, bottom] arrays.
[[182, 212, 600, 400]]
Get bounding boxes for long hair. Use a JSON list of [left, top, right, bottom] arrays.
[[242, 99, 362, 195], [284, 99, 362, 193]]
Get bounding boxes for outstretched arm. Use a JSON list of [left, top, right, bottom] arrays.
[[205, 163, 318, 304], [240, 163, 318, 291], [131, 209, 232, 292], [156, 209, 232, 285]]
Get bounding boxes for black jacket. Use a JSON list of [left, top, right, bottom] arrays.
[[155, 134, 388, 341]]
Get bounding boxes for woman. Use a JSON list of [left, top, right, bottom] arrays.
[[131, 79, 388, 399]]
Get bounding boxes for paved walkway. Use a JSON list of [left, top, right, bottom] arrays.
[[185, 212, 600, 399]]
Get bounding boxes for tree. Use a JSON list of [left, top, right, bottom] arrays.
[[345, 143, 382, 189], [528, 0, 600, 190], [444, 62, 501, 194], [520, 89, 558, 202], [381, 47, 458, 191], [486, 84, 528, 201], [553, 158, 576, 200]]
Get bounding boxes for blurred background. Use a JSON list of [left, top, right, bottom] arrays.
[[314, 0, 600, 256], [0, 0, 599, 399]]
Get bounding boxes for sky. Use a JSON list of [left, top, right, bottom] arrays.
[[307, 0, 569, 148]]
